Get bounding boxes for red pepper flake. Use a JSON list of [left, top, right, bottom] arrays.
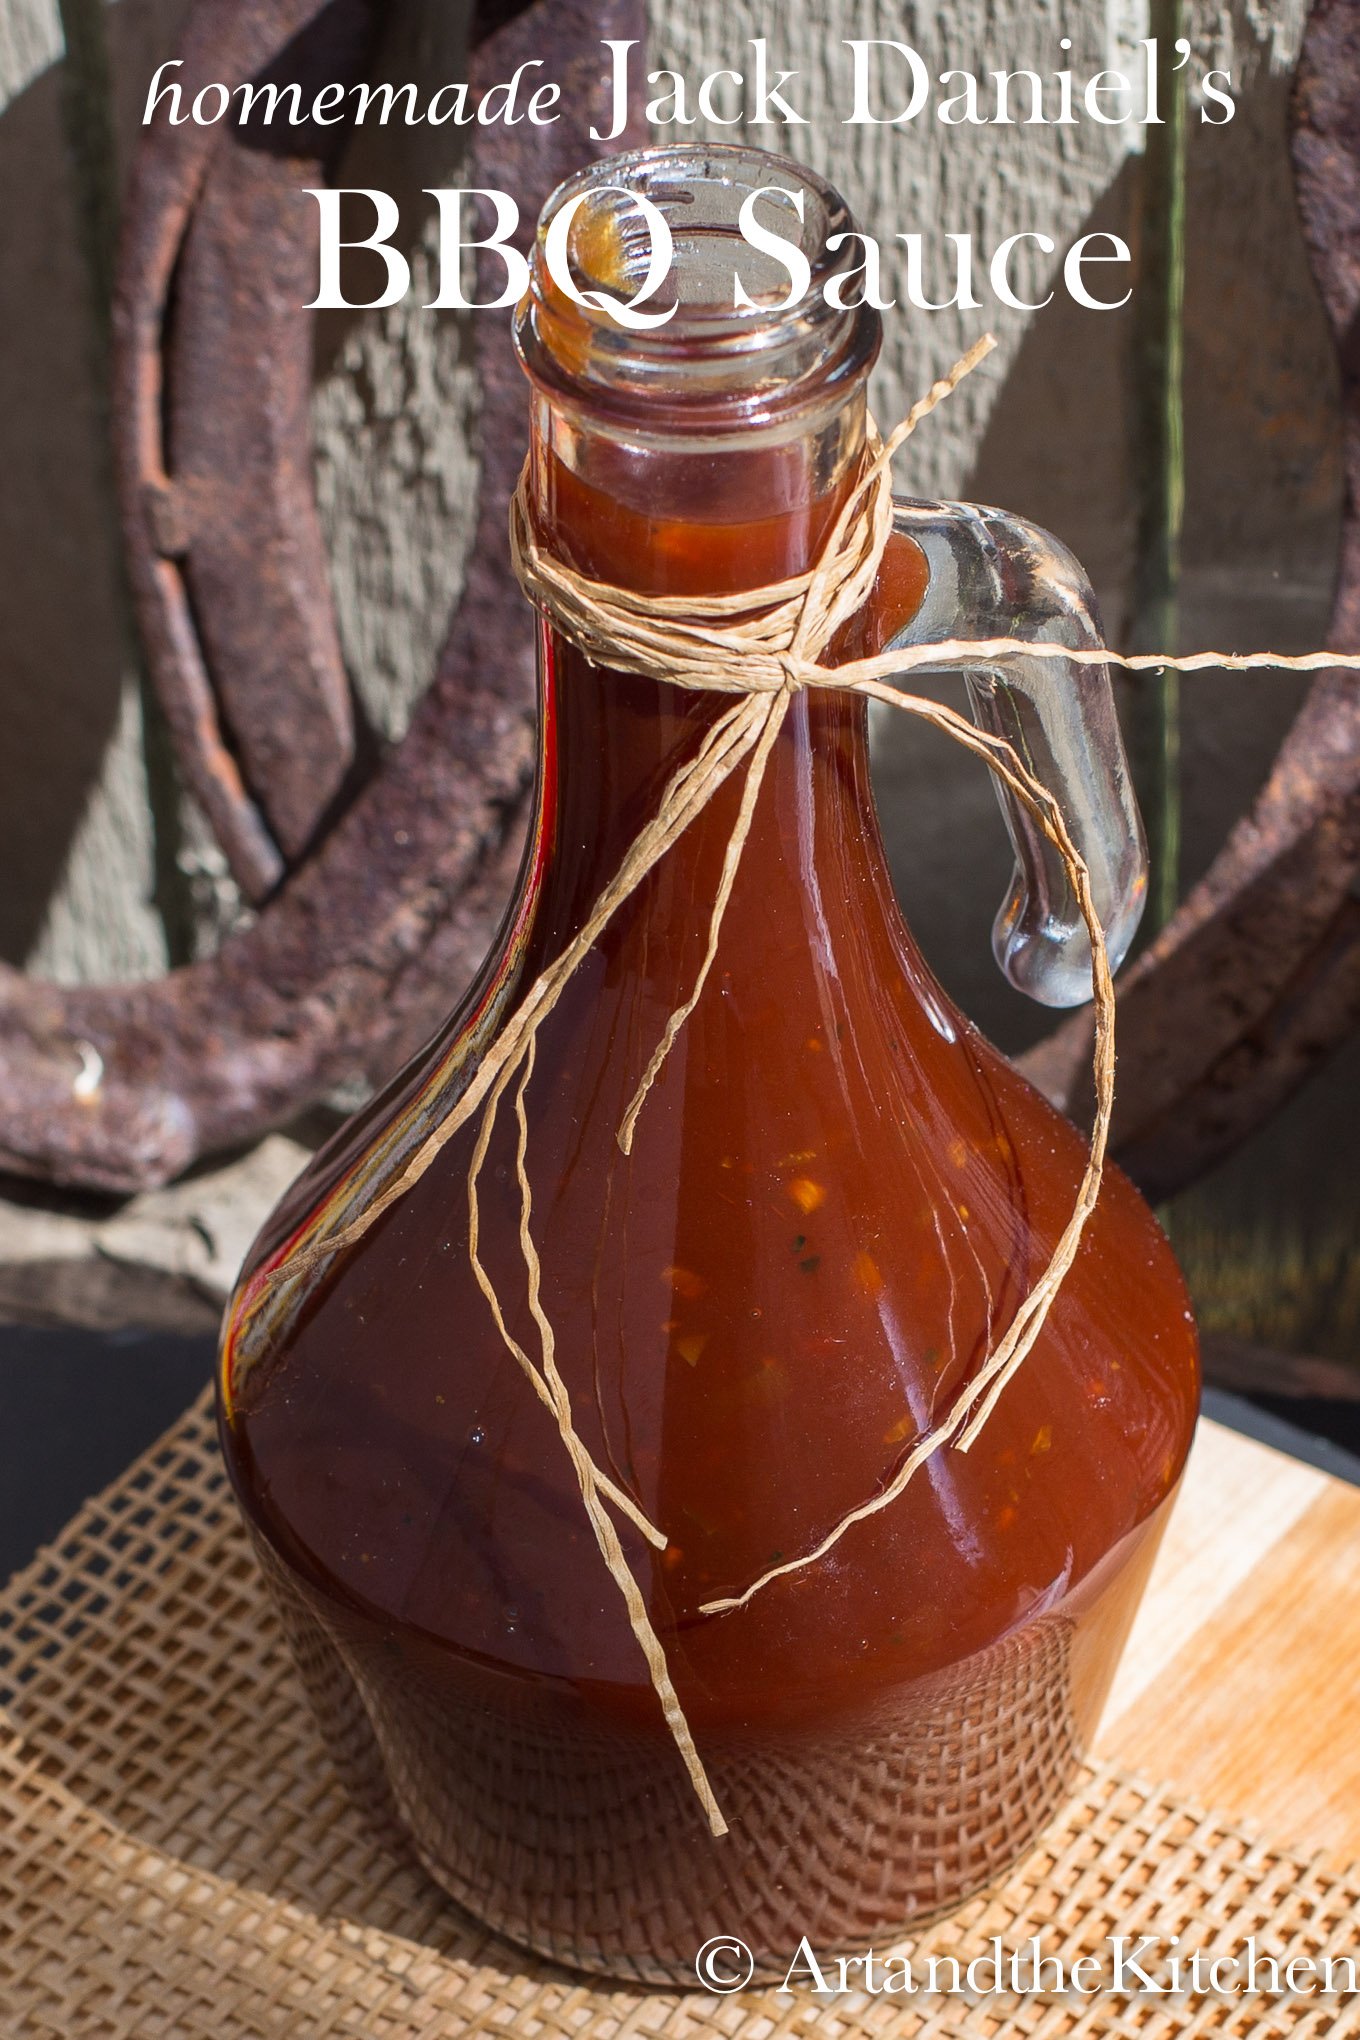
[[676, 1334, 707, 1367], [996, 1505, 1019, 1532], [853, 1250, 883, 1295], [1031, 1423, 1053, 1455], [789, 1177, 826, 1215]]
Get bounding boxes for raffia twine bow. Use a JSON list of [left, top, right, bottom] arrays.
[[269, 333, 1360, 1837]]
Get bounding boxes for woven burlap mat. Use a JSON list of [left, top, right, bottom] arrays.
[[1, 1388, 1356, 2038]]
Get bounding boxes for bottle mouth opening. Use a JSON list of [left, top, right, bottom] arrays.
[[515, 143, 881, 434]]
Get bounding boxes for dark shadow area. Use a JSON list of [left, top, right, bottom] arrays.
[[1203, 1386, 1360, 1489], [0, 1319, 214, 1581], [0, 53, 129, 960], [1171, 1026, 1360, 1367]]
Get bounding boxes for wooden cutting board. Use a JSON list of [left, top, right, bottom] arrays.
[[1097, 1415, 1360, 1870]]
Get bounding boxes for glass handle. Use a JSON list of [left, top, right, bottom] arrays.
[[884, 498, 1148, 1009]]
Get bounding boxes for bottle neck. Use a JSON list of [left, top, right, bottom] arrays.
[[526, 377, 870, 585], [524, 386, 884, 954], [510, 140, 892, 957]]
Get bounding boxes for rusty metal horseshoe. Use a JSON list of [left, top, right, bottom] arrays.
[[0, 0, 644, 1192]]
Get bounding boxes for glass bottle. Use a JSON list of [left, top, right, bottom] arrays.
[[219, 144, 1199, 1985]]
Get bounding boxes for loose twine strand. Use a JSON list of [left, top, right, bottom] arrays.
[[267, 332, 1360, 1837]]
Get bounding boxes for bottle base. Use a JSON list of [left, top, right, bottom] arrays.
[[256, 1535, 1091, 1987]]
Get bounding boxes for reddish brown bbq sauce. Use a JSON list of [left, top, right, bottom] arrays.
[[221, 436, 1199, 1983]]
